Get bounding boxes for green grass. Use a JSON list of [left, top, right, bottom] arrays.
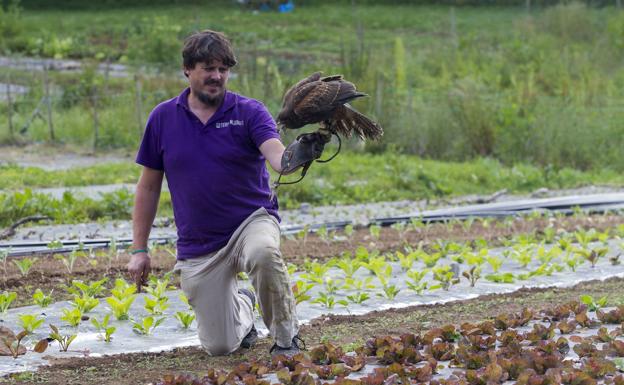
[[1, 151, 623, 226], [2, 3, 624, 171]]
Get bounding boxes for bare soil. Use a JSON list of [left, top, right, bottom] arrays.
[[3, 276, 623, 385], [0, 213, 623, 384]]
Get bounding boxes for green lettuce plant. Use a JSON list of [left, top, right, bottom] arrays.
[[61, 308, 83, 327], [430, 265, 459, 291], [91, 314, 116, 342], [175, 311, 195, 329], [13, 258, 35, 277], [406, 269, 429, 294], [48, 324, 77, 351], [0, 291, 17, 313], [132, 316, 165, 335], [18, 314, 44, 334], [32, 289, 53, 308]]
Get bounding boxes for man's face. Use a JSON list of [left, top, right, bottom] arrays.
[[186, 59, 230, 107]]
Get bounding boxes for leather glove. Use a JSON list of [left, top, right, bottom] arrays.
[[280, 132, 329, 175]]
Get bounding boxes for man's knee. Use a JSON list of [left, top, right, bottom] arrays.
[[200, 338, 238, 356], [248, 245, 283, 272]]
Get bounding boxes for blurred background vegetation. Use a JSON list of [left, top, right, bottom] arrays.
[[1, 0, 624, 172]]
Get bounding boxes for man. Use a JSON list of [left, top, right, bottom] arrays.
[[127, 30, 310, 356]]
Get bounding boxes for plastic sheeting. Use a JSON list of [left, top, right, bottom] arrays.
[[0, 240, 623, 375]]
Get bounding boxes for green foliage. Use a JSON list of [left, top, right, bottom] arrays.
[[91, 314, 116, 342], [48, 324, 77, 351], [132, 316, 165, 335], [106, 278, 137, 320], [12, 258, 35, 277], [0, 291, 17, 313], [17, 314, 44, 334], [174, 311, 195, 329], [580, 294, 608, 312], [60, 308, 82, 327], [32, 289, 53, 308]]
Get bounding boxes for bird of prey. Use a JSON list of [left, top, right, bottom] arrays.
[[276, 72, 383, 141]]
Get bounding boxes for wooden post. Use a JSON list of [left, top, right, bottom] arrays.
[[91, 92, 99, 151], [43, 65, 55, 141], [134, 74, 144, 136], [450, 7, 458, 49], [6, 73, 13, 139]]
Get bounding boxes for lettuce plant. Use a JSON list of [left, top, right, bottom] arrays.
[[346, 291, 370, 305], [486, 255, 503, 273], [485, 272, 515, 283], [18, 314, 44, 334], [579, 295, 608, 312], [91, 314, 116, 342], [13, 258, 35, 277], [107, 278, 137, 320], [144, 296, 169, 315], [32, 289, 53, 308], [175, 311, 195, 329], [0, 291, 17, 313], [368, 224, 381, 240], [462, 266, 481, 287], [333, 257, 361, 278], [312, 292, 346, 309], [48, 324, 77, 352], [71, 295, 99, 313], [291, 281, 314, 305], [378, 284, 400, 300], [61, 308, 83, 327], [68, 278, 108, 298], [342, 277, 375, 291], [396, 251, 415, 271], [406, 269, 429, 294], [2, 328, 48, 359], [132, 316, 165, 335], [323, 277, 342, 295], [430, 265, 459, 291]]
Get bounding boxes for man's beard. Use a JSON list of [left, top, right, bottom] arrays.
[[194, 81, 225, 107]]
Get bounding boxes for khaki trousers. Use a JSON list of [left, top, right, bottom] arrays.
[[173, 207, 299, 355]]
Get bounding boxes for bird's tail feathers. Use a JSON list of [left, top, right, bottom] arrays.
[[335, 104, 383, 141]]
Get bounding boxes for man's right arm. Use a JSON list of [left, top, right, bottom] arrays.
[[128, 166, 164, 288]]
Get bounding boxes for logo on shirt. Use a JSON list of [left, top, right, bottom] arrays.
[[216, 119, 244, 129]]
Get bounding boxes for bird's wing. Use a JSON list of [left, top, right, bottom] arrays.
[[293, 79, 367, 120], [332, 104, 383, 140], [282, 72, 322, 107]]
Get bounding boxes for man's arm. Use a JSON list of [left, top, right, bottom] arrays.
[[259, 138, 286, 173], [127, 166, 164, 288]]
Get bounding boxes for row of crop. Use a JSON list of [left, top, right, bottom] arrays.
[[155, 300, 624, 385]]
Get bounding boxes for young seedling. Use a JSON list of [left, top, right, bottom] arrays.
[[378, 284, 400, 300], [574, 247, 608, 268], [346, 291, 370, 305], [132, 316, 165, 335], [563, 253, 583, 272], [430, 265, 460, 291], [462, 266, 481, 287], [48, 324, 77, 352], [55, 248, 84, 275], [144, 296, 169, 315], [0, 291, 17, 313], [390, 221, 409, 245], [342, 277, 376, 291], [18, 314, 44, 334], [0, 248, 9, 281], [32, 289, 53, 308], [486, 255, 503, 273], [406, 269, 429, 294], [323, 277, 342, 295], [71, 295, 99, 313], [369, 224, 381, 240], [295, 224, 310, 245], [91, 314, 116, 342], [175, 311, 195, 329], [107, 278, 137, 320], [61, 308, 83, 327], [179, 293, 192, 310], [485, 272, 515, 283], [316, 224, 330, 245], [291, 280, 313, 305], [396, 251, 416, 271], [334, 256, 361, 278], [13, 258, 35, 277], [68, 278, 108, 298], [580, 295, 608, 312], [311, 292, 340, 309]]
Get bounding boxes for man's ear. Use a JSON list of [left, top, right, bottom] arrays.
[[184, 70, 189, 78]]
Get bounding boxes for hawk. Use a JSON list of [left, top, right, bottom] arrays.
[[276, 72, 383, 141]]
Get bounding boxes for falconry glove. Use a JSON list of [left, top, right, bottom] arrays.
[[280, 131, 331, 177]]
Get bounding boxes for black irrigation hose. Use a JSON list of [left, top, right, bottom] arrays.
[[2, 199, 624, 258]]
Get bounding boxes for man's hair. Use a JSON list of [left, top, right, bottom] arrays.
[[182, 30, 237, 69]]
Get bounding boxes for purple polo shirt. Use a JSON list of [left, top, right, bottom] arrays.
[[136, 88, 281, 259]]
